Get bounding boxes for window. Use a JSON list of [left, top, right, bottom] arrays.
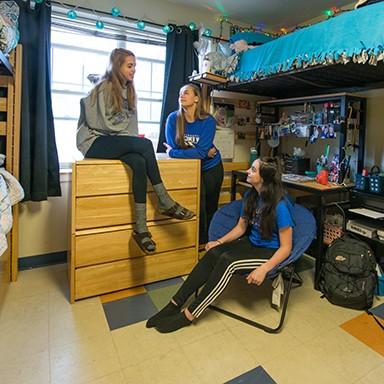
[[51, 8, 166, 168]]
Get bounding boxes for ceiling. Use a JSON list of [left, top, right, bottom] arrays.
[[167, 0, 354, 30]]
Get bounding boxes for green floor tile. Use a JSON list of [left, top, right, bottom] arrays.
[[148, 283, 182, 310]]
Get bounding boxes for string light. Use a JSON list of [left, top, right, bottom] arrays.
[[67, 9, 77, 20], [162, 24, 173, 34], [111, 7, 121, 17], [203, 28, 213, 37], [57, 2, 346, 36], [136, 20, 146, 30], [95, 20, 104, 29], [188, 22, 197, 31]]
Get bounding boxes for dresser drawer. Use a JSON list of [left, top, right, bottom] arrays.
[[75, 159, 200, 197], [74, 247, 197, 299], [75, 189, 198, 230], [75, 220, 197, 267]]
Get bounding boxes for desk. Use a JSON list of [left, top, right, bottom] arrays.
[[231, 170, 351, 289]]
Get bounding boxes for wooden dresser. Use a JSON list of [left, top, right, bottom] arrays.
[[69, 158, 200, 302]]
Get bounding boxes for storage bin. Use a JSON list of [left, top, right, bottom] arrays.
[[369, 174, 384, 194], [323, 223, 343, 245], [355, 174, 370, 191], [368, 165, 382, 194]]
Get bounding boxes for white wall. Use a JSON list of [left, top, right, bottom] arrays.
[[356, 88, 384, 170], [18, 0, 247, 258], [19, 173, 71, 257]]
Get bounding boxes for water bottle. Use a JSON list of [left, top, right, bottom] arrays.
[[249, 147, 258, 166]]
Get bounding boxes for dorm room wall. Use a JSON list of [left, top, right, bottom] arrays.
[[17, 0, 249, 261], [18, 1, 384, 262]]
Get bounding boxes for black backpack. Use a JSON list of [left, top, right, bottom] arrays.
[[319, 234, 377, 310]]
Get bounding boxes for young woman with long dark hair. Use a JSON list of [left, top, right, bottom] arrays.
[[146, 157, 294, 333]]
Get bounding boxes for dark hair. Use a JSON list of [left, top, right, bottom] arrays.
[[91, 48, 136, 112], [244, 157, 285, 239]]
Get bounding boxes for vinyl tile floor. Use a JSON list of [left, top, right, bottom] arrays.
[[0, 257, 383, 384]]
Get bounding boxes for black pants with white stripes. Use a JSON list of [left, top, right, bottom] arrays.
[[172, 237, 277, 318]]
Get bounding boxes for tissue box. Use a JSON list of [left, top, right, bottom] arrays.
[[375, 275, 384, 296]]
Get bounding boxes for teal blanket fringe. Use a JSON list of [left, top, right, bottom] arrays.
[[231, 2, 384, 82]]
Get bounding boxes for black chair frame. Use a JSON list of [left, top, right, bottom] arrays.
[[199, 262, 303, 333]]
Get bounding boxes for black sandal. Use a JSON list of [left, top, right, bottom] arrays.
[[160, 203, 195, 220], [132, 231, 156, 254]]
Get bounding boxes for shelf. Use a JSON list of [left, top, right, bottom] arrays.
[[0, 51, 13, 76], [221, 61, 384, 99], [189, 72, 228, 86]]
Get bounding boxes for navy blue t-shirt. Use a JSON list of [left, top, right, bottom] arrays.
[[165, 111, 222, 171]]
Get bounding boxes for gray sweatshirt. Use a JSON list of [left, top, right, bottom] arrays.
[[76, 81, 138, 155]]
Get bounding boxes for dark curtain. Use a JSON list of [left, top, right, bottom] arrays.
[[157, 26, 198, 152], [17, 0, 61, 201]]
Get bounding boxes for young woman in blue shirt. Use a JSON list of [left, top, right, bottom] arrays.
[[146, 157, 294, 333], [164, 84, 224, 244]]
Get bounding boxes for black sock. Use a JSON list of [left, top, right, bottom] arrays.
[[155, 311, 192, 333], [146, 301, 179, 328]]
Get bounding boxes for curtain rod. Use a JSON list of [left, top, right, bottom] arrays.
[[49, 1, 164, 28]]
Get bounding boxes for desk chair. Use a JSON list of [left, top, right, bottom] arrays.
[[206, 199, 316, 333]]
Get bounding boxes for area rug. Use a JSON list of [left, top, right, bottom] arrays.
[[340, 303, 384, 357]]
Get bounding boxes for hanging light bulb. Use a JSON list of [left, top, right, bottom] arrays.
[[188, 22, 197, 31], [136, 20, 146, 30], [203, 28, 212, 37], [324, 9, 334, 17], [96, 20, 105, 29], [162, 24, 174, 34], [111, 7, 121, 17], [67, 10, 77, 20]]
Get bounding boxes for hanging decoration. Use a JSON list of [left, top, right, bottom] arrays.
[[95, 20, 104, 29], [203, 28, 213, 37], [162, 24, 174, 34], [231, 6, 349, 38], [52, 1, 348, 39], [67, 9, 77, 20], [188, 22, 197, 31], [136, 20, 146, 30], [111, 7, 121, 17]]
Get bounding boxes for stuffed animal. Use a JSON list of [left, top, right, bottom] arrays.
[[229, 39, 250, 53]]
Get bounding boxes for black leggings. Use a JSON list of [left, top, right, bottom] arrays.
[[85, 136, 162, 203], [199, 162, 224, 244], [172, 237, 277, 318]]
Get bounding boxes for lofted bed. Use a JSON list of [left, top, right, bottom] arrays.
[[223, 2, 384, 98]]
